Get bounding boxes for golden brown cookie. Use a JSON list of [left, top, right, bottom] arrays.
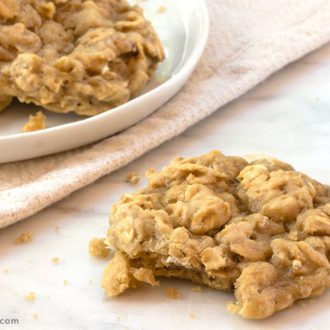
[[100, 151, 330, 319], [0, 0, 164, 115]]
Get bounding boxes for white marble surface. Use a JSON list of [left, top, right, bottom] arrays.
[[1, 43, 330, 330]]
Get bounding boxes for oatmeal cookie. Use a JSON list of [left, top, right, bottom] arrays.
[[0, 0, 164, 115], [100, 151, 330, 319]]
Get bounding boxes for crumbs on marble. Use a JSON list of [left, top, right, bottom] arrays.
[[3, 268, 9, 273], [88, 280, 93, 286], [25, 292, 36, 302], [157, 5, 166, 14], [51, 257, 60, 264], [32, 313, 38, 320], [89, 238, 110, 258], [126, 172, 140, 185], [189, 312, 196, 320], [15, 232, 33, 244], [166, 288, 181, 300], [192, 286, 203, 292], [63, 279, 68, 285]]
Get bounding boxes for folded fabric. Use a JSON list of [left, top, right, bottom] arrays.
[[1, 0, 330, 229]]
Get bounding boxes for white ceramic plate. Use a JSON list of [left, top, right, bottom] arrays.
[[0, 0, 209, 163]]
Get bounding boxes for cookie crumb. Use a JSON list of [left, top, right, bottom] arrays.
[[22, 111, 46, 133], [63, 279, 68, 285], [15, 232, 33, 244], [3, 268, 9, 273], [158, 5, 166, 13], [51, 257, 60, 264], [32, 313, 38, 320], [192, 286, 203, 292], [25, 292, 36, 302], [189, 312, 196, 320], [227, 301, 240, 314], [88, 280, 93, 285], [126, 172, 140, 185], [145, 168, 156, 177], [166, 288, 181, 299], [89, 238, 109, 258]]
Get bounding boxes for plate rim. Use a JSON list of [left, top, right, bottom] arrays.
[[0, 0, 209, 150]]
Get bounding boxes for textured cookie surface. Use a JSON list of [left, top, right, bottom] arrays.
[[0, 0, 164, 115], [101, 151, 330, 319]]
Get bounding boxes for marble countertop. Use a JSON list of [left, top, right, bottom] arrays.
[[1, 43, 330, 330]]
